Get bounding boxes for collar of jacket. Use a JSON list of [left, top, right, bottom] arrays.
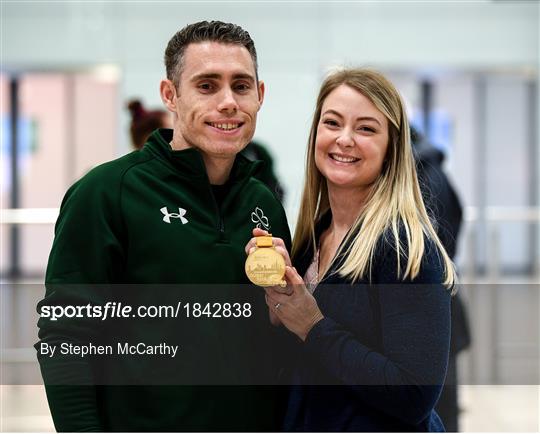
[[144, 128, 263, 185], [296, 210, 358, 283]]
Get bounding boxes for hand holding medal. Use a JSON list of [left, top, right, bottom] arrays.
[[245, 228, 291, 291], [245, 237, 286, 288], [245, 228, 324, 335]]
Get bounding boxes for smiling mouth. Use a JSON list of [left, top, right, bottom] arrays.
[[206, 122, 243, 131], [329, 153, 360, 163]]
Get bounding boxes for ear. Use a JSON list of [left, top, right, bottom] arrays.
[[256, 80, 265, 110], [160, 79, 178, 113]]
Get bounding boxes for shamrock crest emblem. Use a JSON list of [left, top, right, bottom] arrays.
[[251, 207, 270, 230]]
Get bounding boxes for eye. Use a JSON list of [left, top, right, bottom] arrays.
[[234, 82, 251, 93], [358, 126, 376, 133], [322, 119, 339, 127], [197, 82, 215, 93]]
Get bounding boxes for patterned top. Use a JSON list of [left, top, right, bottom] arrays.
[[303, 246, 320, 293]]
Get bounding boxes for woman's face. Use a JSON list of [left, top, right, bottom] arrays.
[[315, 84, 389, 193]]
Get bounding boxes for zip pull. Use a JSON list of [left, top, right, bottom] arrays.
[[219, 218, 225, 235]]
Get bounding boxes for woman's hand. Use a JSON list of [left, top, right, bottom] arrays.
[[244, 228, 293, 325], [245, 227, 292, 267], [245, 227, 292, 296], [264, 266, 324, 341]]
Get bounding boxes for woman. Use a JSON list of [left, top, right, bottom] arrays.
[[126, 99, 171, 149], [248, 68, 455, 431]]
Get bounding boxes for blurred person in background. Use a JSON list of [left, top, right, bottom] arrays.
[[126, 99, 172, 149], [242, 139, 285, 202], [412, 125, 471, 432], [248, 68, 454, 431], [36, 20, 290, 432]]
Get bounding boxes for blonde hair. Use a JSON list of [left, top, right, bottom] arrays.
[[292, 68, 456, 288]]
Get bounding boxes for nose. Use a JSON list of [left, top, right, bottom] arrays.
[[335, 130, 354, 148], [217, 87, 239, 114]]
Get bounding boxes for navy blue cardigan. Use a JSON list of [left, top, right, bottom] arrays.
[[284, 219, 451, 432]]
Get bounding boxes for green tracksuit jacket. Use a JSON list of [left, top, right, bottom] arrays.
[[37, 129, 291, 431]]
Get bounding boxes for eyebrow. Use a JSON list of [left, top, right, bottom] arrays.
[[190, 72, 256, 83], [322, 109, 382, 126]]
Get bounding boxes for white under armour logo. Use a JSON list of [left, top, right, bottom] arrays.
[[160, 207, 189, 224], [251, 207, 270, 230]]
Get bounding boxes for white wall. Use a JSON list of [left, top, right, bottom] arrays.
[[2, 0, 539, 223]]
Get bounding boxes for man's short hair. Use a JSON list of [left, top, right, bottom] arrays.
[[164, 20, 258, 87]]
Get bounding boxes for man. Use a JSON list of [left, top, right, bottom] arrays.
[[412, 126, 471, 432], [37, 21, 290, 431]]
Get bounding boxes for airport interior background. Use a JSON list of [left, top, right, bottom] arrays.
[[1, 1, 539, 432]]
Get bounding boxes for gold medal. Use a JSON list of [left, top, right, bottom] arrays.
[[245, 235, 286, 287]]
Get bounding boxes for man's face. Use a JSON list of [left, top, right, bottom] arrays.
[[167, 41, 264, 159]]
